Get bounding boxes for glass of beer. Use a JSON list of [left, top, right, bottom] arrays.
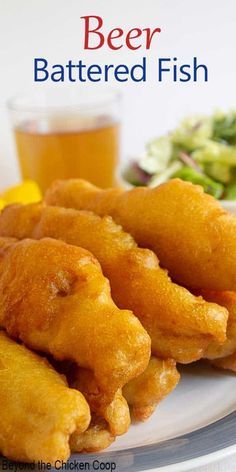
[[8, 89, 120, 193]]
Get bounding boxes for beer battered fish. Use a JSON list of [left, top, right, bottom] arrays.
[[0, 237, 150, 403], [199, 290, 236, 362], [196, 290, 236, 372], [70, 416, 115, 453], [71, 369, 130, 437], [0, 203, 228, 363], [70, 357, 179, 425], [69, 370, 129, 452], [53, 360, 130, 438], [68, 367, 130, 436], [45, 178, 236, 291], [0, 331, 90, 463], [71, 360, 180, 452], [123, 357, 180, 421], [210, 352, 236, 372]]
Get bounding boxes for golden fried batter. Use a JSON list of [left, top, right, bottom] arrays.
[[0, 237, 150, 403], [0, 331, 90, 463], [197, 290, 236, 361], [193, 290, 236, 371], [210, 352, 236, 372], [69, 357, 179, 428], [123, 357, 180, 421], [0, 203, 228, 363], [70, 416, 115, 453], [45, 178, 236, 291], [70, 368, 130, 436]]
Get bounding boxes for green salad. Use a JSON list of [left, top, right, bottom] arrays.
[[123, 111, 236, 199]]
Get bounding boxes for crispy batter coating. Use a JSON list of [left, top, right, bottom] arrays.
[[102, 390, 130, 436], [70, 416, 115, 453], [0, 331, 90, 463], [197, 291, 236, 361], [194, 290, 236, 371], [70, 358, 179, 425], [0, 204, 227, 363], [45, 178, 236, 291], [123, 357, 180, 421], [0, 203, 228, 363], [210, 352, 236, 372], [0, 237, 150, 403], [70, 368, 130, 436]]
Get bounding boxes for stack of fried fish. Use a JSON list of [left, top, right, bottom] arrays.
[[0, 178, 235, 463]]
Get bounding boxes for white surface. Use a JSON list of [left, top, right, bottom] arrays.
[[0, 0, 236, 187], [110, 364, 236, 451], [151, 447, 236, 472], [196, 456, 236, 472], [195, 456, 236, 472], [221, 200, 236, 215], [101, 363, 236, 471]]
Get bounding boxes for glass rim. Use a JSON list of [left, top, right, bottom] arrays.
[[7, 88, 121, 114]]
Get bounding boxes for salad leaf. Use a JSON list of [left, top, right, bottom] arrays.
[[173, 167, 224, 199], [213, 111, 236, 144], [224, 182, 236, 200], [122, 162, 151, 186], [204, 162, 232, 184], [193, 141, 236, 166], [140, 137, 173, 174], [149, 161, 183, 187], [124, 110, 236, 200], [172, 115, 212, 151]]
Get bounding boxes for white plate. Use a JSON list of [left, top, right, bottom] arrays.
[[221, 200, 236, 214], [73, 364, 236, 470]]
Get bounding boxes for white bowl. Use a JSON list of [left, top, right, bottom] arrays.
[[221, 200, 236, 215]]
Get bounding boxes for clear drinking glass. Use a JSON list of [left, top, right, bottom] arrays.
[[8, 89, 121, 193]]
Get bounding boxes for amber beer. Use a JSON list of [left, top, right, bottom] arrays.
[[9, 91, 120, 193], [14, 119, 119, 192]]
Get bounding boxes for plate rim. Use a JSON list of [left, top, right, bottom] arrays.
[[67, 409, 236, 472], [151, 444, 236, 472]]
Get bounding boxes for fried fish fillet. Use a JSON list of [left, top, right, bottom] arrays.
[[198, 291, 236, 362], [45, 178, 236, 291], [0, 203, 228, 363], [123, 357, 180, 421], [42, 358, 130, 439], [67, 368, 129, 452], [70, 368, 130, 436], [0, 237, 150, 403], [71, 358, 179, 426], [66, 356, 179, 428], [210, 352, 236, 372], [70, 416, 115, 453], [196, 290, 236, 372], [0, 330, 90, 463]]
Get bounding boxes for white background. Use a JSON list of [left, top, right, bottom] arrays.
[[0, 0, 236, 187]]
